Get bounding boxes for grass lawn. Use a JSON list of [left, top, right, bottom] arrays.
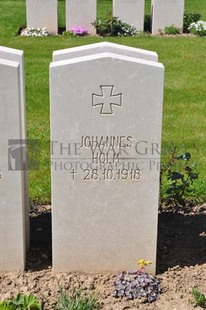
[[0, 0, 206, 203]]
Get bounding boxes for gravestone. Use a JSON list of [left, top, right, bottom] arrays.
[[26, 0, 58, 34], [53, 42, 158, 62], [113, 0, 145, 31], [0, 46, 29, 251], [50, 49, 164, 274], [151, 0, 184, 34], [0, 57, 26, 271], [66, 0, 96, 35]]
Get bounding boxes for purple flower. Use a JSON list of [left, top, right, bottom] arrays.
[[71, 26, 88, 36]]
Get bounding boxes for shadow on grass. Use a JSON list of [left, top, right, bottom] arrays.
[[26, 208, 206, 273], [157, 211, 206, 274], [26, 212, 52, 271]]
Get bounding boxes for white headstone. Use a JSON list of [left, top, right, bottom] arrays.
[[50, 50, 164, 274], [113, 0, 145, 31], [0, 46, 29, 251], [0, 58, 26, 271], [66, 0, 96, 35], [53, 42, 158, 62], [26, 0, 58, 34], [151, 0, 184, 34]]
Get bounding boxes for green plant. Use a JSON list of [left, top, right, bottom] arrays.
[[183, 11, 201, 33], [0, 301, 13, 310], [56, 288, 100, 310], [191, 287, 206, 308], [2, 0, 206, 203], [160, 146, 198, 211], [0, 295, 41, 310], [164, 25, 181, 35], [92, 14, 137, 36], [62, 30, 75, 38], [188, 20, 206, 36], [10, 294, 41, 310], [112, 259, 161, 302]]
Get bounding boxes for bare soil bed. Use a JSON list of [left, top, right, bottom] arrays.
[[1, 204, 206, 310]]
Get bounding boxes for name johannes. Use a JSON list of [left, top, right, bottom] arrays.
[[80, 135, 133, 164]]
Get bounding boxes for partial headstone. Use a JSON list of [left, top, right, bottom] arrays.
[[50, 49, 164, 274], [0, 46, 29, 251], [0, 58, 26, 271], [113, 0, 145, 31], [53, 42, 158, 62], [151, 0, 184, 34], [26, 0, 58, 34], [66, 0, 96, 35]]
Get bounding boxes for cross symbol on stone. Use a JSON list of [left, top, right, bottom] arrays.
[[92, 85, 122, 115]]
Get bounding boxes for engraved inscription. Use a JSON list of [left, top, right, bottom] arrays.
[[80, 135, 132, 163], [83, 168, 141, 181], [92, 86, 122, 115]]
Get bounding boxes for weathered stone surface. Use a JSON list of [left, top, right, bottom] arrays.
[[113, 0, 145, 31], [151, 0, 184, 34], [26, 0, 58, 34], [53, 42, 158, 62], [0, 58, 26, 271], [66, 0, 96, 34], [50, 51, 164, 274], [0, 46, 29, 251]]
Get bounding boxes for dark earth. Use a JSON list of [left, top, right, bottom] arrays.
[[1, 204, 206, 309]]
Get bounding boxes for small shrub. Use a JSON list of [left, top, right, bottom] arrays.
[[164, 25, 181, 35], [160, 146, 198, 211], [63, 26, 88, 37], [62, 30, 74, 38], [188, 20, 206, 36], [56, 289, 100, 310], [71, 26, 88, 36], [92, 14, 137, 37], [21, 27, 49, 37], [112, 259, 161, 303], [191, 287, 206, 308], [0, 294, 41, 310], [0, 302, 13, 310], [183, 11, 201, 33]]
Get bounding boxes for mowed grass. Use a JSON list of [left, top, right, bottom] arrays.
[[0, 0, 206, 202]]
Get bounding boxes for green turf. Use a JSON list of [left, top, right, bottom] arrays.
[[0, 0, 206, 203]]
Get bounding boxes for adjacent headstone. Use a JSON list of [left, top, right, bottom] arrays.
[[0, 46, 29, 251], [26, 0, 58, 34], [50, 50, 164, 274], [151, 0, 184, 34], [113, 0, 145, 31], [0, 58, 26, 271], [53, 42, 158, 62], [66, 0, 96, 35]]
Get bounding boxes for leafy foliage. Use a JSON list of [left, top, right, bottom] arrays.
[[164, 25, 181, 35], [56, 289, 100, 310], [188, 20, 206, 36], [183, 11, 201, 33], [21, 28, 49, 37], [191, 287, 206, 308], [0, 302, 13, 310], [160, 146, 198, 211], [92, 14, 137, 36], [0, 294, 41, 310], [112, 270, 161, 302]]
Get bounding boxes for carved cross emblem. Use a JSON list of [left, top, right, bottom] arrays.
[[92, 85, 122, 115]]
